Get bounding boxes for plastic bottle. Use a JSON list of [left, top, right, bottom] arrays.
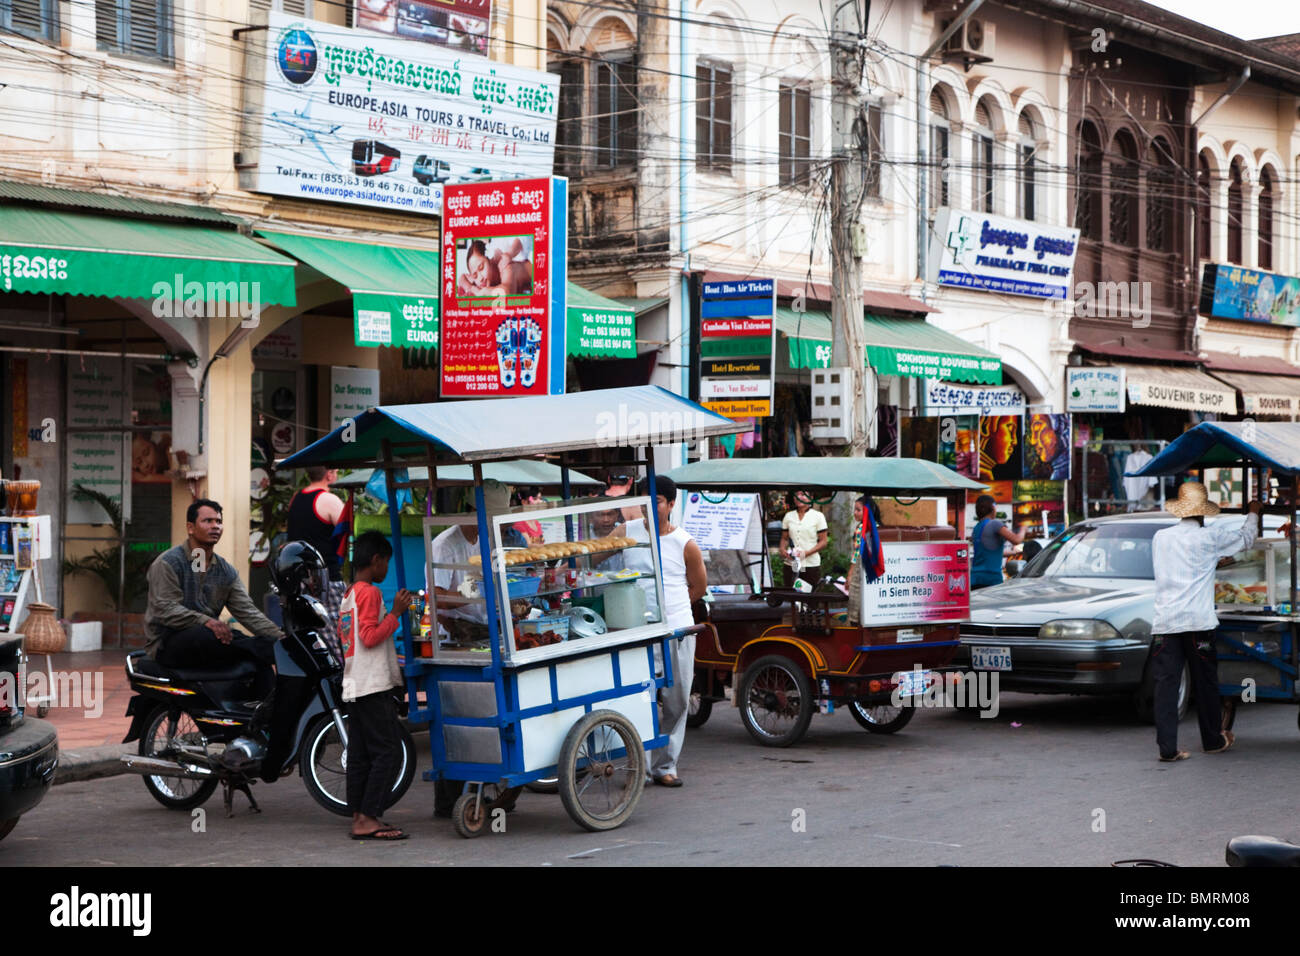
[[819, 679, 833, 715]]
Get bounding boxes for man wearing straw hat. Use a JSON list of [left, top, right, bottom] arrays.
[[1150, 481, 1261, 762]]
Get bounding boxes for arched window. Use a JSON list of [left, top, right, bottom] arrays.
[[1075, 121, 1102, 240], [1145, 139, 1174, 253], [929, 88, 951, 208], [1227, 158, 1244, 264], [1259, 165, 1276, 271], [1195, 151, 1212, 261], [1108, 130, 1138, 246], [971, 98, 996, 213], [1017, 112, 1037, 221]]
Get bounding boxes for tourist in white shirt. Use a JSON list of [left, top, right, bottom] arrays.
[[779, 491, 828, 589], [1150, 481, 1261, 762]]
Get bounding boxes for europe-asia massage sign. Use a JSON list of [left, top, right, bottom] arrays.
[[698, 278, 776, 419], [860, 541, 970, 627], [241, 13, 559, 216], [439, 177, 567, 397]]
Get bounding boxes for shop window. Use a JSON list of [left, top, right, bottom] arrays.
[[594, 58, 638, 169], [778, 83, 812, 187], [696, 61, 733, 173], [929, 88, 950, 208], [1227, 158, 1244, 265], [550, 58, 584, 175], [1108, 130, 1138, 247], [1017, 112, 1037, 221], [96, 0, 173, 63], [1259, 165, 1275, 271], [1, 0, 58, 41], [971, 99, 996, 214], [1074, 121, 1102, 240], [864, 102, 884, 198], [1195, 151, 1212, 261], [1145, 141, 1174, 253]]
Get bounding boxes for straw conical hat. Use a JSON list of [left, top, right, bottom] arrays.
[[1165, 481, 1220, 518]]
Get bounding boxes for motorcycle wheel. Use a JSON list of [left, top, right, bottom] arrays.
[[140, 707, 219, 811], [300, 713, 416, 817]]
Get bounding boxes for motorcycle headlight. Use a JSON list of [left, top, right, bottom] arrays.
[[1038, 619, 1122, 641]]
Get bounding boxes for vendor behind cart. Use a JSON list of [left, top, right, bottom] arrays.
[[427, 479, 512, 645]]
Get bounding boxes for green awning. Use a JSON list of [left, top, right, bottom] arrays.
[[773, 307, 1002, 385], [567, 282, 637, 358], [258, 230, 440, 349], [0, 204, 297, 305]]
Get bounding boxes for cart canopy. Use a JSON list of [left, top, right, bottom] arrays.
[[1126, 422, 1300, 477], [279, 386, 745, 467], [666, 456, 987, 492], [332, 460, 604, 490]]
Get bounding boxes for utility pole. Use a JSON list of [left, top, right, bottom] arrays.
[[829, 0, 870, 455]]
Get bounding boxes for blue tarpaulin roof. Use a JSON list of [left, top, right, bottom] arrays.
[[1127, 422, 1300, 477], [279, 386, 745, 467], [667, 456, 987, 492], [333, 461, 604, 490]]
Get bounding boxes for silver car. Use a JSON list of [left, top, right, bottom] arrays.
[[956, 512, 1273, 722]]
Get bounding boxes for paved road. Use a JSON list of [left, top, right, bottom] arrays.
[[5, 693, 1299, 867]]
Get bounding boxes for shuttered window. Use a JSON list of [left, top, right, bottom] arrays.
[[778, 83, 811, 186], [696, 62, 733, 173], [1, 0, 58, 41], [96, 0, 173, 63]]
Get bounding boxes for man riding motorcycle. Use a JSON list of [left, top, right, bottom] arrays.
[[143, 498, 283, 696]]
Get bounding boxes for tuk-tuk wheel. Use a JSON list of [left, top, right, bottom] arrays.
[[738, 655, 814, 747], [452, 791, 488, 839], [848, 701, 916, 734], [558, 710, 645, 832]]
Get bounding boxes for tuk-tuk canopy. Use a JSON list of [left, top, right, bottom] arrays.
[[332, 460, 604, 490], [667, 456, 987, 493], [1127, 422, 1300, 478], [279, 386, 745, 468]]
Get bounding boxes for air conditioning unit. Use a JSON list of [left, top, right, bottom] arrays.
[[810, 367, 876, 445], [940, 17, 994, 70]]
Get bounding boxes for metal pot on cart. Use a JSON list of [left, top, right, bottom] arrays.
[[666, 456, 986, 747], [280, 386, 744, 836], [1127, 421, 1300, 732]]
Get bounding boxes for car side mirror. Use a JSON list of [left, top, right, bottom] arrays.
[[1004, 559, 1026, 578]]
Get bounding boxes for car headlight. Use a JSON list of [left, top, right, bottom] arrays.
[[1038, 619, 1122, 640]]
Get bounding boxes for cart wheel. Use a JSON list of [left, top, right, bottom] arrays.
[[848, 700, 916, 734], [737, 655, 814, 747], [686, 688, 712, 729], [557, 710, 645, 832], [525, 777, 559, 794], [452, 791, 489, 839]]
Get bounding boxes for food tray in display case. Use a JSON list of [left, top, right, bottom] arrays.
[[422, 495, 669, 664], [1215, 538, 1295, 612]]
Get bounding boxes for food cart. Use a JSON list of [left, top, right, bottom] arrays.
[[1127, 422, 1299, 729], [279, 386, 743, 836], [666, 456, 985, 746]]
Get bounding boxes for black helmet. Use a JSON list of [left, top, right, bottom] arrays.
[[272, 541, 327, 596]]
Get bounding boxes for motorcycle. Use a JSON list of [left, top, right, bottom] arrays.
[[118, 542, 416, 817], [1113, 836, 1300, 867]]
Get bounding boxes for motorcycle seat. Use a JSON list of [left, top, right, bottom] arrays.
[[133, 656, 260, 683], [1225, 835, 1300, 867], [708, 594, 786, 623]]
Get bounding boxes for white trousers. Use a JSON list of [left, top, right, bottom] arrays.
[[650, 631, 697, 779]]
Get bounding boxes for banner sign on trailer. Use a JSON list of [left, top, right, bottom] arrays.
[[240, 13, 559, 216], [699, 278, 775, 419], [354, 0, 491, 57], [440, 176, 567, 397], [860, 541, 971, 626]]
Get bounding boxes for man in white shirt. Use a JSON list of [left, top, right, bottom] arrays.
[[1150, 482, 1261, 762]]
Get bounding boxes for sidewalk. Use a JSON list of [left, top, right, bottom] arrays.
[[23, 647, 134, 784]]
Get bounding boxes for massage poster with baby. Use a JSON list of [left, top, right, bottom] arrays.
[[440, 176, 568, 397]]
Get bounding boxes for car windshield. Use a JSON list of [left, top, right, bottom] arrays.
[[1022, 521, 1163, 579]]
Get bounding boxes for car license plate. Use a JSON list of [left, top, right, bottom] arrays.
[[971, 645, 1012, 671], [893, 669, 934, 698]]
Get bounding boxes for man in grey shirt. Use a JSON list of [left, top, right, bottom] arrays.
[[145, 499, 281, 685]]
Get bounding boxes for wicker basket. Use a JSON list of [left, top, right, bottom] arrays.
[[19, 603, 66, 654]]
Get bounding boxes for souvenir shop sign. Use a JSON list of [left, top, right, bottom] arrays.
[[241, 13, 558, 216], [699, 278, 775, 419], [861, 541, 970, 627], [929, 208, 1080, 300], [354, 0, 491, 57], [925, 380, 1025, 414], [1199, 263, 1300, 327], [440, 177, 567, 397], [1066, 366, 1125, 412]]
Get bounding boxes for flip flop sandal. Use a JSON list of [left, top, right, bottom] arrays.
[[1158, 751, 1190, 762], [351, 827, 409, 841], [1205, 731, 1235, 754], [653, 774, 683, 787]]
